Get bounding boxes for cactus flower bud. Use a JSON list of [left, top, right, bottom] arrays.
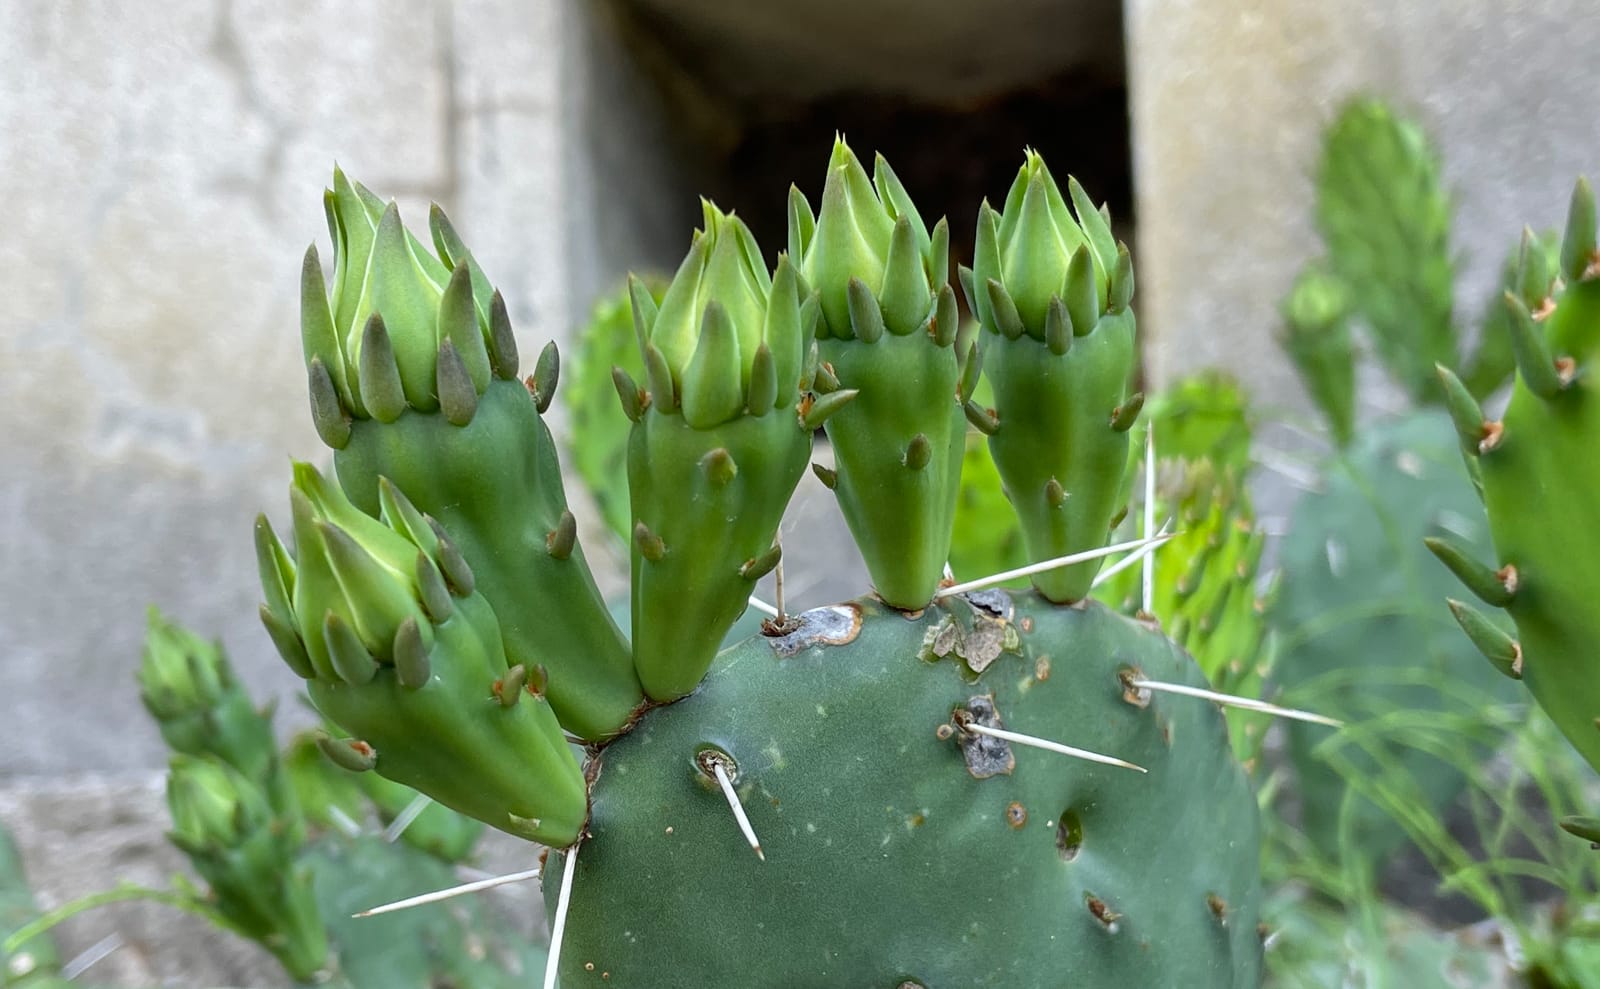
[[303, 169, 506, 429], [167, 756, 275, 853], [254, 463, 586, 847], [138, 609, 280, 785], [625, 204, 822, 700], [962, 154, 1138, 602], [971, 150, 1110, 339], [307, 171, 640, 743], [644, 201, 806, 428], [789, 139, 967, 609], [165, 756, 328, 981], [794, 137, 950, 341]]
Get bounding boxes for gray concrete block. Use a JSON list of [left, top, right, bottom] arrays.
[[1127, 0, 1600, 417]]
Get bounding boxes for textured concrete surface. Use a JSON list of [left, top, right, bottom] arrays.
[[1128, 0, 1600, 423], [0, 0, 690, 781]]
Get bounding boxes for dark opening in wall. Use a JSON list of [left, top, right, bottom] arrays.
[[610, 0, 1133, 274]]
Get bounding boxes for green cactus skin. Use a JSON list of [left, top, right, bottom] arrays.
[[1281, 263, 1357, 448], [965, 153, 1140, 603], [138, 607, 282, 792], [354, 774, 486, 865], [1098, 462, 1275, 770], [284, 729, 486, 863], [166, 755, 329, 982], [1439, 178, 1600, 775], [565, 278, 665, 546], [283, 730, 368, 835], [256, 463, 586, 847], [1270, 412, 1520, 865], [307, 837, 546, 989], [549, 594, 1262, 987], [791, 140, 970, 610], [625, 204, 822, 701], [303, 169, 641, 741], [1316, 98, 1457, 402], [949, 426, 1029, 585]]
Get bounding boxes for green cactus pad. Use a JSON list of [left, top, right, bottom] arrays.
[[966, 154, 1140, 602], [307, 836, 546, 988], [1449, 178, 1600, 774], [1315, 98, 1457, 401], [305, 170, 640, 741], [551, 594, 1261, 987], [625, 205, 818, 701], [628, 408, 810, 700], [792, 141, 967, 609], [333, 379, 641, 740], [257, 464, 586, 847], [1270, 411, 1520, 865]]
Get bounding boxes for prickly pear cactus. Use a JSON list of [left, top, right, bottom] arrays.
[[564, 277, 664, 546], [302, 172, 642, 740], [165, 755, 329, 981], [621, 203, 825, 701], [1315, 97, 1457, 402], [256, 461, 585, 846], [1269, 411, 1520, 865], [958, 152, 1140, 603], [1435, 178, 1600, 786], [792, 139, 973, 608], [246, 150, 1263, 987], [309, 837, 546, 988], [553, 593, 1261, 986]]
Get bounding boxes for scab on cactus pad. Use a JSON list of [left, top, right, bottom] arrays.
[[303, 170, 641, 741], [1440, 176, 1600, 776], [791, 138, 970, 610], [624, 202, 822, 701], [963, 151, 1140, 603], [549, 594, 1261, 987]]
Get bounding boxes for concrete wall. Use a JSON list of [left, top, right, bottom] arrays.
[[1127, 0, 1600, 420], [0, 1, 686, 982], [0, 0, 690, 784]]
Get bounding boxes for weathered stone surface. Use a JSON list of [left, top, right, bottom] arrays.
[[1128, 0, 1600, 418], [0, 0, 687, 778]]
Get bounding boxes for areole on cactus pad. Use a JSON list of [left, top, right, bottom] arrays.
[[254, 146, 1266, 987]]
